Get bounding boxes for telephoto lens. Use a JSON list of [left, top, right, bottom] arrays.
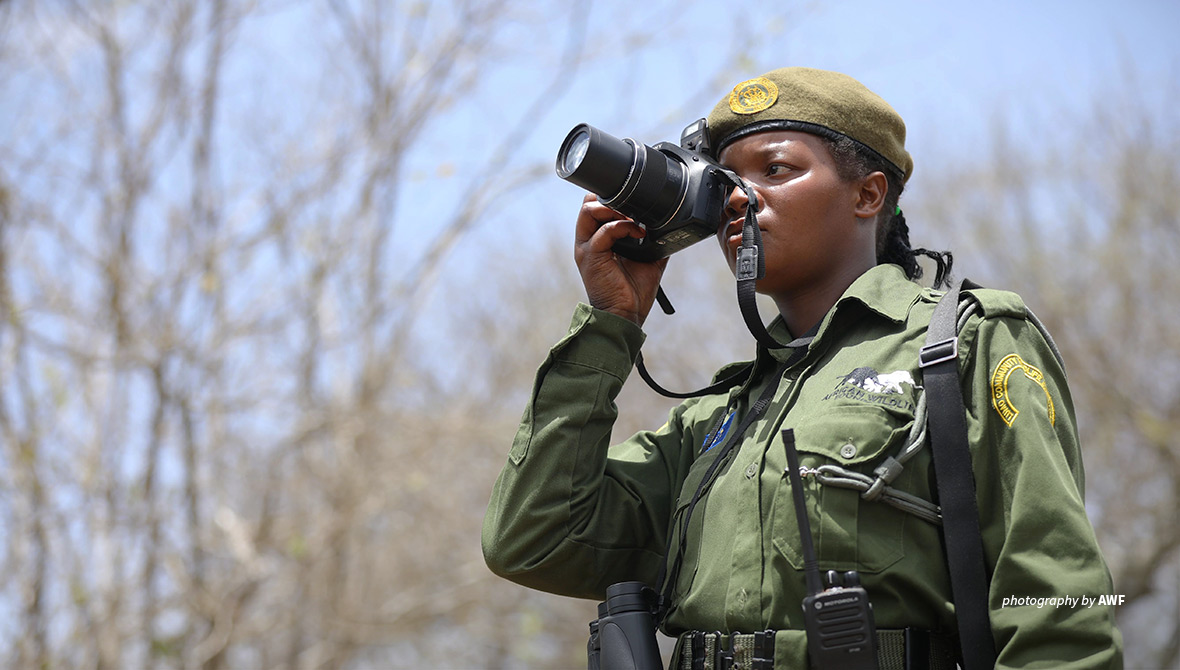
[[556, 125, 632, 197], [556, 122, 736, 261], [556, 124, 689, 231], [595, 582, 663, 670]]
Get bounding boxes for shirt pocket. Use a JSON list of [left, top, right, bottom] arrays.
[[771, 404, 914, 574]]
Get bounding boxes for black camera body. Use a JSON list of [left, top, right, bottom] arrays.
[[556, 120, 736, 262]]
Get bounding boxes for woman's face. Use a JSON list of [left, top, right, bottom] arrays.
[[716, 130, 881, 303]]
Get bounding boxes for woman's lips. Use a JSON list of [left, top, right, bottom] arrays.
[[723, 221, 744, 249], [726, 228, 765, 251]]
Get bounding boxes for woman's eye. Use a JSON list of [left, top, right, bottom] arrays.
[[767, 163, 791, 176]]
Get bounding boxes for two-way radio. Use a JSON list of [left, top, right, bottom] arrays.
[[782, 429, 880, 670]]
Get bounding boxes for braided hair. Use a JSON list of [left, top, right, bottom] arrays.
[[821, 135, 953, 288]]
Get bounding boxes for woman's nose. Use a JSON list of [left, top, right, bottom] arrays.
[[725, 184, 749, 220]]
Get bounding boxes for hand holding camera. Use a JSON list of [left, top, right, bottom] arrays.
[[573, 194, 669, 326]]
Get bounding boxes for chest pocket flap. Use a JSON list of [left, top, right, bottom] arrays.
[[772, 404, 916, 573]]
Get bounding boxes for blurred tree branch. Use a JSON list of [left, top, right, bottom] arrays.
[[0, 0, 776, 667]]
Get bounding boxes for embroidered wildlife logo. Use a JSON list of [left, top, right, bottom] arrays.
[[729, 77, 779, 114], [824, 367, 915, 411], [841, 367, 915, 394], [991, 354, 1056, 427]]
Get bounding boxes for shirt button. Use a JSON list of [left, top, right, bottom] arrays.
[[745, 462, 758, 478], [840, 443, 858, 459]]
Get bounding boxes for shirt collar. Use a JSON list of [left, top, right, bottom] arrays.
[[834, 263, 923, 324], [764, 264, 921, 363]]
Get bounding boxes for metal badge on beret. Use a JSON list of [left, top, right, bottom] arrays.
[[728, 77, 779, 115]]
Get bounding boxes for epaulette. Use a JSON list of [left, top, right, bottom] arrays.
[[959, 286, 1065, 371], [960, 287, 1027, 320]]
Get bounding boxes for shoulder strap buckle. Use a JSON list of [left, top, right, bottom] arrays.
[[919, 337, 958, 368]]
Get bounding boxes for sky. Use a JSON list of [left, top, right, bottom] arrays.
[[4, 0, 1176, 274], [575, 0, 1177, 173], [4, 0, 1178, 360], [430, 0, 1180, 296], [4, 0, 1176, 349]]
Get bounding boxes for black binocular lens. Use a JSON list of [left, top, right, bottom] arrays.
[[589, 582, 663, 670]]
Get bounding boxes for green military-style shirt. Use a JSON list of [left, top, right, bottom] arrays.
[[482, 264, 1122, 668]]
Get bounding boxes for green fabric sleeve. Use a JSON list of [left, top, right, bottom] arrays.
[[482, 303, 697, 600], [960, 306, 1123, 668]]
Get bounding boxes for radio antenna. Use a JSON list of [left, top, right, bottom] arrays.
[[782, 429, 823, 596]]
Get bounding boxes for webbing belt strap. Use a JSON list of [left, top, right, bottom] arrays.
[[676, 629, 958, 670], [920, 279, 996, 669]]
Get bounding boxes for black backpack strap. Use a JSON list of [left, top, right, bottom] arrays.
[[919, 278, 997, 670]]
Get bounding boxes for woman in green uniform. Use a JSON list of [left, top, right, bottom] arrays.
[[483, 67, 1123, 669]]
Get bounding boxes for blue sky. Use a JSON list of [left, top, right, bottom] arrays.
[[427, 0, 1179, 285], [595, 0, 1176, 168], [4, 0, 1176, 354]]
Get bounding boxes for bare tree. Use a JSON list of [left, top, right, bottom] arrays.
[[0, 0, 788, 667]]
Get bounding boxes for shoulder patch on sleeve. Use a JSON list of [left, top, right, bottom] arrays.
[[991, 353, 1056, 427]]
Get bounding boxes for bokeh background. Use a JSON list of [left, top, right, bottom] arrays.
[[1, 0, 1177, 667]]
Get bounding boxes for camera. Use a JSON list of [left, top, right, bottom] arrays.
[[555, 119, 738, 262]]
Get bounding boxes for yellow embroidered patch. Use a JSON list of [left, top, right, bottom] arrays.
[[728, 77, 779, 115], [991, 354, 1056, 427]]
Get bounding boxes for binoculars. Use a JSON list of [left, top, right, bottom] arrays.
[[587, 581, 663, 670]]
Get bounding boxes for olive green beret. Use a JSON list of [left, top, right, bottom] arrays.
[[707, 67, 913, 182]]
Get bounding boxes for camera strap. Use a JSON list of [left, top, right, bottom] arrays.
[[637, 269, 754, 399], [635, 353, 754, 400], [733, 182, 788, 351], [633, 176, 789, 400]]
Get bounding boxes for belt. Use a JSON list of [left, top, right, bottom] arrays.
[[676, 628, 958, 670]]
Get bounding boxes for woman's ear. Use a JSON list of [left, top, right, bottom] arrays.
[[854, 171, 888, 220]]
